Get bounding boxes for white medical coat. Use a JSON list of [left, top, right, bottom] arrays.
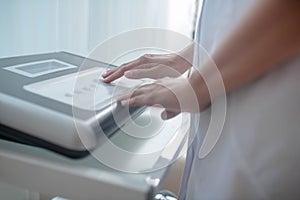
[[179, 0, 300, 199]]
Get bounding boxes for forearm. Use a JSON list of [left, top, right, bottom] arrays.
[[190, 0, 300, 107]]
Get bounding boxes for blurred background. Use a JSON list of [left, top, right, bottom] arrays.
[[0, 0, 199, 59]]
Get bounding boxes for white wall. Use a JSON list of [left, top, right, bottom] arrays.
[[0, 0, 196, 58], [0, 0, 58, 58]]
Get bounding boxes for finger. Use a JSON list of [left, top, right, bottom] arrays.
[[120, 95, 146, 107], [102, 69, 124, 83], [124, 68, 155, 79], [103, 54, 157, 82], [103, 64, 134, 82], [161, 109, 180, 120], [125, 65, 167, 79], [123, 63, 158, 79], [117, 85, 150, 101], [102, 60, 142, 82], [102, 68, 117, 78], [102, 60, 136, 77], [117, 92, 132, 101]]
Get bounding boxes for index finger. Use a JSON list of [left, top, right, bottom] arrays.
[[102, 60, 139, 82], [102, 68, 124, 83]]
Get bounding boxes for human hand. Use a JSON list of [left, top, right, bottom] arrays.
[[118, 77, 204, 120], [102, 53, 192, 83]]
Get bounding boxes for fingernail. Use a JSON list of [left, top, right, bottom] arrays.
[[124, 71, 133, 78], [161, 112, 167, 120], [121, 100, 127, 106]]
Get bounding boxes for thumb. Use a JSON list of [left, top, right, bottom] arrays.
[[161, 109, 180, 120]]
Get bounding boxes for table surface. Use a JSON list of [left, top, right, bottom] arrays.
[[0, 107, 189, 200]]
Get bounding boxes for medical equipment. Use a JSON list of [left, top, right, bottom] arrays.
[[0, 52, 144, 158]]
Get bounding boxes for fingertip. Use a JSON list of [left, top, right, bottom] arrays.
[[124, 71, 134, 78], [102, 77, 109, 82], [102, 77, 113, 83], [120, 100, 128, 107], [161, 111, 168, 120], [102, 70, 114, 77], [161, 110, 180, 120], [102, 74, 117, 83]]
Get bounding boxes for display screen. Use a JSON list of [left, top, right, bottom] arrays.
[[18, 61, 67, 74], [4, 59, 77, 78]]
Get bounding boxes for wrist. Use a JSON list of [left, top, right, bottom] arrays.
[[173, 53, 192, 73], [177, 44, 194, 70], [188, 71, 211, 111]]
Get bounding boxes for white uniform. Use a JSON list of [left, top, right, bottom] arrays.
[[179, 0, 300, 199]]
